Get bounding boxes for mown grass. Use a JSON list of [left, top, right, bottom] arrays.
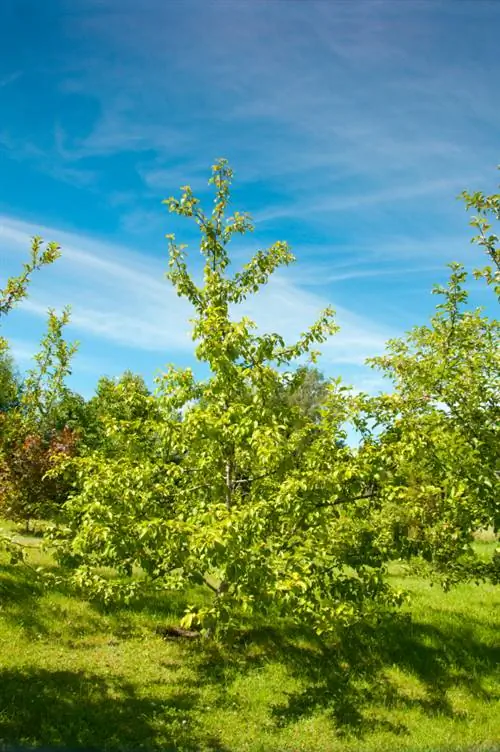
[[0, 525, 498, 752]]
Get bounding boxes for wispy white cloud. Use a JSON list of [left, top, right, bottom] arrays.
[[239, 274, 395, 367], [4, 1, 497, 210], [20, 298, 191, 353], [285, 261, 444, 287], [7, 339, 36, 365], [54, 110, 189, 161], [0, 130, 98, 189], [254, 175, 479, 224], [0, 71, 21, 88], [0, 215, 396, 378], [1, 215, 194, 352]]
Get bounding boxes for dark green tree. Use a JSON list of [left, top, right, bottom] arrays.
[[0, 347, 21, 413]]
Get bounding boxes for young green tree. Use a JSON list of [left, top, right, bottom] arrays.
[[361, 264, 499, 584], [0, 235, 61, 548], [55, 161, 402, 635], [0, 307, 79, 529], [0, 236, 61, 395], [89, 371, 152, 429], [20, 307, 78, 425]]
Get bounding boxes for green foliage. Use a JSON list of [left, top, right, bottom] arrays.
[[54, 161, 402, 636], [0, 235, 62, 548], [3, 161, 499, 650], [83, 371, 154, 445], [460, 169, 500, 299], [0, 236, 61, 320], [362, 264, 499, 584], [21, 306, 79, 428], [279, 365, 329, 423], [48, 389, 90, 433], [0, 346, 21, 413], [0, 302, 80, 529]]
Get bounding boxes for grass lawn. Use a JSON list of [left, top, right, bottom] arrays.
[[0, 523, 499, 752]]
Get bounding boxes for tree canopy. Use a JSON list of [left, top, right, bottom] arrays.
[[1, 160, 499, 636]]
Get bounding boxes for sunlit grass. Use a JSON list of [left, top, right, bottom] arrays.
[[0, 525, 499, 751]]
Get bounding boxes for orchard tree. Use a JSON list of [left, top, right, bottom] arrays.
[[0, 347, 20, 413], [91, 371, 151, 418], [280, 365, 328, 422], [88, 372, 152, 433], [0, 235, 61, 548], [0, 307, 79, 529], [360, 264, 499, 584], [80, 370, 166, 457], [0, 236, 61, 410], [21, 306, 78, 428], [54, 161, 402, 636], [354, 165, 500, 585], [49, 390, 90, 434]]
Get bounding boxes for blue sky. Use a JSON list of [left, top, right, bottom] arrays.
[[1, 0, 498, 397]]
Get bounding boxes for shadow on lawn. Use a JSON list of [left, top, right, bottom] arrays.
[[0, 560, 196, 642], [2, 558, 498, 746], [193, 612, 500, 738], [0, 667, 229, 752], [0, 563, 113, 642], [0, 616, 497, 751], [0, 564, 53, 639]]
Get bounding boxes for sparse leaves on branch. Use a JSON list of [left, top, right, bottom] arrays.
[[21, 306, 79, 426], [460, 169, 500, 300], [0, 236, 61, 319]]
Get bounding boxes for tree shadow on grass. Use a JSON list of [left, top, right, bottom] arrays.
[[0, 560, 201, 644], [0, 667, 229, 752], [0, 563, 52, 638], [102, 585, 200, 623], [191, 612, 500, 739], [2, 561, 498, 745], [0, 563, 119, 642]]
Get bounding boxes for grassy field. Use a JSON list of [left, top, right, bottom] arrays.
[[0, 521, 499, 752]]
